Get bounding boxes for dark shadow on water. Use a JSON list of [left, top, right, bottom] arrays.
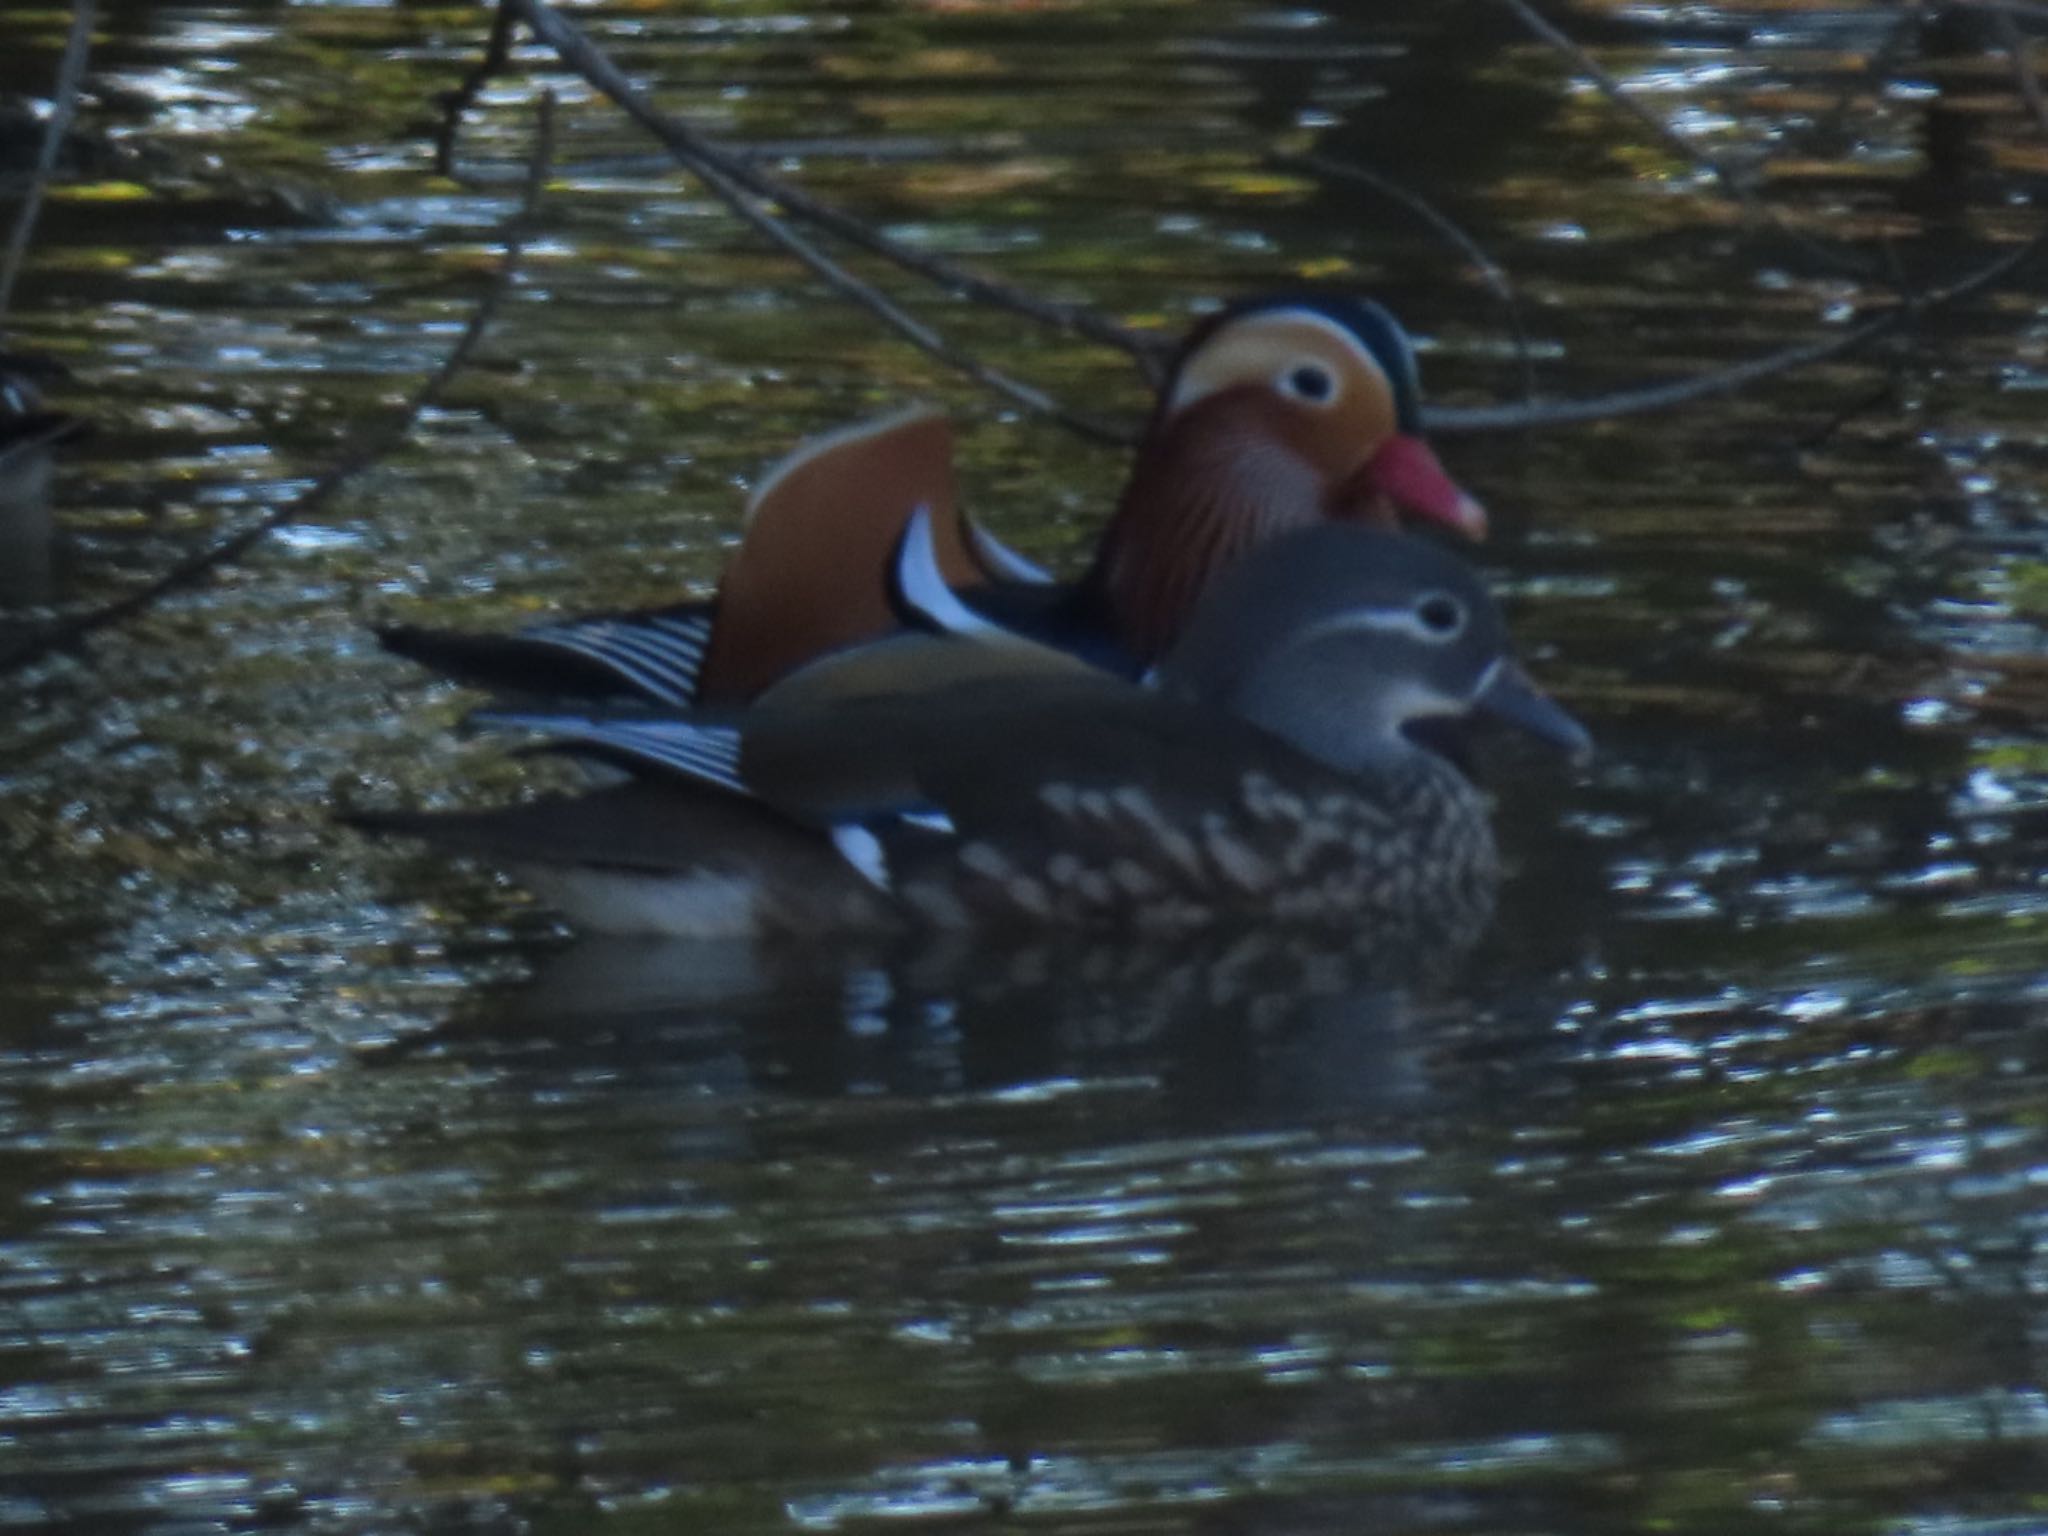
[[366, 924, 1522, 1130]]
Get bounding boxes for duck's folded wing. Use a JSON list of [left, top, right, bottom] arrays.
[[742, 677, 1302, 866], [768, 686, 1350, 925], [377, 603, 716, 706], [346, 781, 803, 871], [374, 405, 980, 708], [344, 783, 897, 935], [473, 708, 749, 797]]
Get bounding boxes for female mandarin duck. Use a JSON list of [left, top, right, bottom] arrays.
[[353, 525, 1587, 942], [378, 293, 1487, 706]]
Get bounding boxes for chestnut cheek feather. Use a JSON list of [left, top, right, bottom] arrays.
[[1351, 434, 1489, 541]]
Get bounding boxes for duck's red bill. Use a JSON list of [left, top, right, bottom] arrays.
[[1361, 434, 1488, 541]]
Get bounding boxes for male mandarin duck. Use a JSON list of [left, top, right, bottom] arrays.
[[377, 293, 1487, 707], [352, 524, 1588, 941]]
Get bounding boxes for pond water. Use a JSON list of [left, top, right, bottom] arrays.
[[3, 1, 2047, 1531]]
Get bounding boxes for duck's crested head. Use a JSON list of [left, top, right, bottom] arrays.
[[1166, 292, 1421, 424], [1091, 292, 1489, 664], [1151, 292, 1485, 542], [1158, 525, 1588, 775]]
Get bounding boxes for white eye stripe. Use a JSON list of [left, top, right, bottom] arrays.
[[895, 505, 1011, 641], [1291, 601, 1467, 647], [1168, 307, 1396, 415]]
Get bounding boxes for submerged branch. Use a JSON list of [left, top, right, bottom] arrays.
[[0, 96, 558, 682], [0, 0, 96, 320]]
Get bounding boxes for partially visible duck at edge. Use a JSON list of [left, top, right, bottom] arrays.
[[351, 524, 1588, 944], [0, 351, 86, 514], [377, 292, 1488, 708], [0, 351, 89, 608]]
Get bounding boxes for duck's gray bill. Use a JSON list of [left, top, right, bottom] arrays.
[[1477, 662, 1592, 762]]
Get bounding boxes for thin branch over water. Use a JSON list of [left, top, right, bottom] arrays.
[[0, 0, 96, 321], [0, 95, 559, 681], [1281, 150, 1536, 404], [501, 0, 1158, 367], [430, 0, 2045, 445], [1429, 218, 2048, 433]]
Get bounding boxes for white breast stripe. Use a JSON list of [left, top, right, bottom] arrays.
[[966, 519, 1053, 585], [895, 506, 1012, 640]]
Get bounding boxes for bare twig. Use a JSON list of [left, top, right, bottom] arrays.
[[1791, 3, 1930, 157], [1495, 0, 1766, 181], [442, 137, 1030, 189], [1424, 315, 1900, 432], [1428, 225, 2048, 433], [1490, 0, 1881, 282], [1951, 0, 2048, 28], [1993, 8, 2048, 132], [431, 0, 518, 180], [453, 0, 1163, 385], [0, 0, 96, 320], [0, 96, 558, 681], [495, 0, 1149, 438], [434, 0, 2048, 446], [1492, 0, 1761, 192], [1281, 150, 1536, 403]]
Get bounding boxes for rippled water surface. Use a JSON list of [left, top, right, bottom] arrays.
[[3, 2, 2047, 1532]]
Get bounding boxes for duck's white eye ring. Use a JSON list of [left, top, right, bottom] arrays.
[[1279, 362, 1337, 404], [1415, 593, 1466, 637]]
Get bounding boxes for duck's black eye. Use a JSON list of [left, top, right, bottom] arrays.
[[1416, 593, 1466, 636], [1283, 363, 1335, 403]]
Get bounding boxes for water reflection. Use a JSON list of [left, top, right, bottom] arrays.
[[402, 928, 1446, 1125], [3, 905, 2044, 1532]]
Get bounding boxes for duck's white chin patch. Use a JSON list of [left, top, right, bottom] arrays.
[[514, 864, 760, 938]]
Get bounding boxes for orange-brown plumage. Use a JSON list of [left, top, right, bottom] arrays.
[[378, 293, 1488, 707], [695, 405, 983, 703]]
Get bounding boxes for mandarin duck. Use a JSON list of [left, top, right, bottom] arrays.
[[0, 352, 85, 514], [351, 524, 1586, 942], [1, 352, 87, 608], [377, 293, 1486, 707]]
